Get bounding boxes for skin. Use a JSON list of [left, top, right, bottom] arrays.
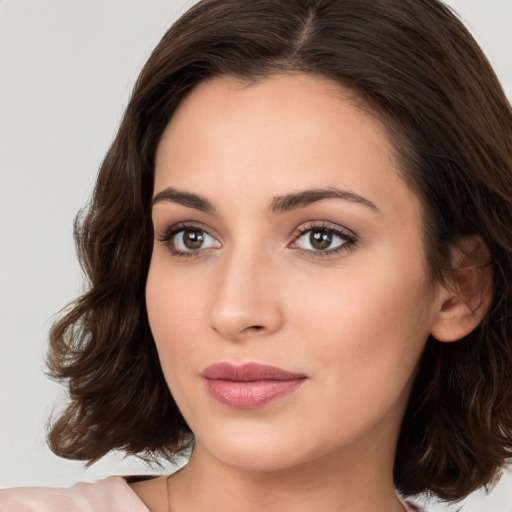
[[141, 73, 469, 512]]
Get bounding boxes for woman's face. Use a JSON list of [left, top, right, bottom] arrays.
[[147, 74, 443, 472]]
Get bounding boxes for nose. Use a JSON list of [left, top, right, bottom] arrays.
[[209, 246, 284, 342]]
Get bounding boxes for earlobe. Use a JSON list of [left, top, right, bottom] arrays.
[[430, 236, 493, 343]]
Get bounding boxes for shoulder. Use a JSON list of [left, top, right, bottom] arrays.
[[0, 476, 149, 512], [127, 475, 168, 511]]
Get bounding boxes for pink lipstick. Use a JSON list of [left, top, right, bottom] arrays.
[[201, 362, 306, 408]]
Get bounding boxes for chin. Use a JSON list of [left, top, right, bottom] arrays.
[[210, 445, 311, 473], [193, 423, 322, 473]]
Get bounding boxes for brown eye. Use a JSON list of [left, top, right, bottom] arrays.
[[182, 229, 205, 250], [292, 225, 355, 255], [169, 227, 221, 254], [310, 231, 332, 250]]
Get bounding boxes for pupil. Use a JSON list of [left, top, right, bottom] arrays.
[[184, 230, 204, 250], [310, 231, 332, 250]]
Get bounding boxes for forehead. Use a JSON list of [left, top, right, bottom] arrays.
[[159, 73, 388, 156], [154, 73, 419, 223]]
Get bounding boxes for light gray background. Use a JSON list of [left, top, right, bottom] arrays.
[[0, 1, 511, 510]]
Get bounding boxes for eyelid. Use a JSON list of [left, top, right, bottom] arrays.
[[155, 221, 222, 259], [291, 220, 356, 239], [289, 221, 358, 257], [155, 221, 209, 241]]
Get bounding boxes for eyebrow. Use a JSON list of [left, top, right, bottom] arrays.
[[270, 187, 378, 214], [152, 186, 378, 214], [152, 188, 217, 214]]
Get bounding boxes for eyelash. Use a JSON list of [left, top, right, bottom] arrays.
[[156, 222, 214, 260], [291, 222, 358, 258], [156, 221, 358, 260]]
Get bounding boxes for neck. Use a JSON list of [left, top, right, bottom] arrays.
[[167, 428, 405, 512]]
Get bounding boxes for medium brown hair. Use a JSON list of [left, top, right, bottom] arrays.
[[47, 0, 512, 501]]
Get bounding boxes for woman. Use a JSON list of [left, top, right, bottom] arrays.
[[1, 0, 511, 510]]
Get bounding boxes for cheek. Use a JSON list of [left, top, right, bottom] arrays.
[[287, 266, 431, 443], [293, 254, 433, 384], [145, 257, 207, 376]]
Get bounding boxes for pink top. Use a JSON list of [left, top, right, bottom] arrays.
[[0, 476, 148, 512], [0, 476, 423, 511]]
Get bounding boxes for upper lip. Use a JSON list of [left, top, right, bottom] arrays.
[[201, 362, 306, 382]]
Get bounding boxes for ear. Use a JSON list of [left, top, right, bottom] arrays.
[[430, 236, 493, 343]]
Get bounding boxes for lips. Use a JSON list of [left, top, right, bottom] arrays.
[[201, 362, 306, 408]]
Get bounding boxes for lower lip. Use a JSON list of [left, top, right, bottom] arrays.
[[204, 378, 305, 408]]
